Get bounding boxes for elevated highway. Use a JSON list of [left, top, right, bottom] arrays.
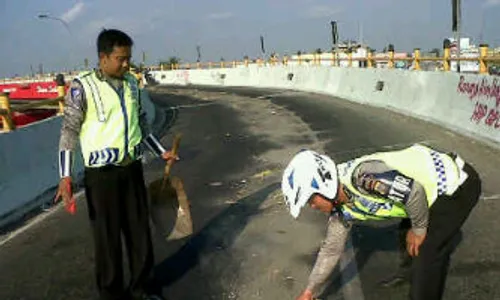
[[0, 85, 499, 300]]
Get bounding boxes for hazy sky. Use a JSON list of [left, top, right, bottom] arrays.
[[1, 0, 499, 77]]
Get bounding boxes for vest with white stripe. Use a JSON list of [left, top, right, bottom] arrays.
[[77, 71, 143, 168], [336, 144, 466, 221]]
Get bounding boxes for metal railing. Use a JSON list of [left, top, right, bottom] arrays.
[[0, 85, 65, 133], [152, 43, 500, 75]]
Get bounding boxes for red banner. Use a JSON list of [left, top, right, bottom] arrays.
[[0, 81, 68, 100]]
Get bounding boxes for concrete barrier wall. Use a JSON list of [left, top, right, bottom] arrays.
[[0, 89, 157, 226], [0, 117, 81, 222], [152, 66, 500, 147]]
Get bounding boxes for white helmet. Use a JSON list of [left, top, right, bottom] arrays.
[[281, 150, 339, 219]]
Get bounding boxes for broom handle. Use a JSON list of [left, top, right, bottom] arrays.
[[164, 133, 182, 179]]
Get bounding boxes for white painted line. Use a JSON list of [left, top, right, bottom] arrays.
[[163, 103, 215, 132], [163, 106, 179, 130], [0, 190, 85, 248], [482, 194, 500, 201], [256, 92, 287, 99], [339, 234, 365, 300], [173, 102, 217, 109], [162, 102, 217, 130]]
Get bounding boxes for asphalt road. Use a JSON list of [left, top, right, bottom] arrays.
[[0, 85, 499, 300]]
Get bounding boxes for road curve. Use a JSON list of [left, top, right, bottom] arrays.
[[0, 86, 498, 300]]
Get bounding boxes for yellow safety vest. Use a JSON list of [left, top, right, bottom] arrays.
[[77, 71, 143, 168], [336, 144, 464, 221]]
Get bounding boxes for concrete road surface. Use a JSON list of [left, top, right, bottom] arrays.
[[0, 85, 499, 300]]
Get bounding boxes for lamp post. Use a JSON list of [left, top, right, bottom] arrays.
[[479, 6, 487, 44], [260, 35, 266, 62], [196, 45, 201, 62], [37, 13, 73, 74], [451, 0, 461, 73], [38, 14, 71, 34]]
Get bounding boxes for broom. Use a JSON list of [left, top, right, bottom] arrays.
[[149, 133, 193, 240]]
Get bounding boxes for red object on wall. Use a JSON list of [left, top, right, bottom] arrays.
[[0, 80, 65, 128], [0, 81, 69, 100]]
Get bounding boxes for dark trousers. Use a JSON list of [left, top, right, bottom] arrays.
[[400, 163, 481, 300], [84, 160, 154, 300]]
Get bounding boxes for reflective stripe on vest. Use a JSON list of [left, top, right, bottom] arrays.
[[336, 144, 463, 221], [78, 71, 143, 168]]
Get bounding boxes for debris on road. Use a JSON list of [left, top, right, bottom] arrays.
[[252, 169, 273, 180]]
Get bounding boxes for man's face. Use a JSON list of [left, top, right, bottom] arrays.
[[100, 46, 132, 78], [308, 184, 348, 214], [309, 194, 334, 214]]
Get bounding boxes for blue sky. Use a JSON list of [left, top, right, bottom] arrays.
[[1, 0, 500, 77]]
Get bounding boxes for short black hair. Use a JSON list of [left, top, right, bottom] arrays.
[[97, 29, 133, 55]]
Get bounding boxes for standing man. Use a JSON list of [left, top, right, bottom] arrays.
[[55, 29, 175, 300], [281, 144, 481, 300]]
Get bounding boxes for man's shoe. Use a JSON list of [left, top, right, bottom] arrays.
[[131, 292, 165, 300], [143, 295, 165, 300], [379, 273, 409, 288]]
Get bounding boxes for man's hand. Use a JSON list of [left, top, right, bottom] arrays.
[[54, 177, 76, 214], [296, 289, 314, 300], [406, 230, 426, 257], [162, 150, 179, 163]]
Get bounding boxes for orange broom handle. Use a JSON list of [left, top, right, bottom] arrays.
[[163, 133, 182, 183]]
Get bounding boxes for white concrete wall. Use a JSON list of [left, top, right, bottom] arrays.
[[151, 66, 500, 147], [0, 89, 157, 226]]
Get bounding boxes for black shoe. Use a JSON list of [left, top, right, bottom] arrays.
[[130, 290, 165, 300], [131, 293, 165, 300], [379, 272, 410, 288], [143, 295, 165, 300]]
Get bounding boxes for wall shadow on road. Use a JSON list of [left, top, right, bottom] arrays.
[[151, 182, 280, 294]]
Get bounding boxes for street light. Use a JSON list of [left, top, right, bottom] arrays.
[[451, 0, 461, 72], [37, 13, 74, 74], [38, 14, 71, 34], [479, 7, 487, 44], [196, 45, 201, 62]]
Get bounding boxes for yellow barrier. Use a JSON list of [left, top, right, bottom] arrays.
[[414, 49, 421, 71], [165, 43, 500, 75], [0, 93, 15, 132], [480, 44, 489, 74], [57, 85, 65, 114], [0, 83, 66, 133]]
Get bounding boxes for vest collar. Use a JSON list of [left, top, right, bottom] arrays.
[[95, 69, 124, 90]]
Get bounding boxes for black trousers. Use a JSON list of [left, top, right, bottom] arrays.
[[84, 160, 154, 300], [399, 162, 482, 300]]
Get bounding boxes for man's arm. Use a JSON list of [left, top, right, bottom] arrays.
[[58, 80, 86, 178], [354, 160, 429, 236], [137, 89, 166, 156], [305, 215, 350, 296], [404, 182, 428, 235]]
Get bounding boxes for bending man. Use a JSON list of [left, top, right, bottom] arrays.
[[281, 144, 481, 300]]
